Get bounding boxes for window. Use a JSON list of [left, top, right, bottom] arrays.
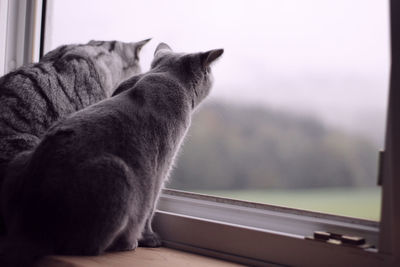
[[2, 0, 399, 265], [44, 0, 388, 221]]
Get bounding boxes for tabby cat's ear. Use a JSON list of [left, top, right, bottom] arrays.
[[201, 49, 224, 68], [154, 42, 173, 56], [134, 38, 151, 59]]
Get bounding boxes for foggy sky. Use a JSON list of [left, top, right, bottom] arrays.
[[46, 0, 390, 143]]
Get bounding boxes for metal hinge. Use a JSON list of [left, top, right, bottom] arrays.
[[305, 231, 375, 250], [377, 150, 384, 186]]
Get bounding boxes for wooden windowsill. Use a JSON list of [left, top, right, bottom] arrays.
[[37, 247, 244, 267]]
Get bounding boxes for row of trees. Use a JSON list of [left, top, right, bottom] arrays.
[[169, 101, 378, 190]]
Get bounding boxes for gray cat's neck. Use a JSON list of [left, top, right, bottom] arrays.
[[123, 72, 192, 123], [152, 68, 199, 110]]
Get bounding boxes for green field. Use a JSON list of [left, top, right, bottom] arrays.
[[194, 187, 381, 221]]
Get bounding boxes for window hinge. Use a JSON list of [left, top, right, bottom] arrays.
[[377, 150, 384, 186], [305, 231, 375, 250]]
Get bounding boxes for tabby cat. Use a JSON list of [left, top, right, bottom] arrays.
[[0, 39, 150, 186], [0, 42, 223, 266]]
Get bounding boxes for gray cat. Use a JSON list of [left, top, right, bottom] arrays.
[[0, 42, 223, 266], [0, 39, 150, 189]]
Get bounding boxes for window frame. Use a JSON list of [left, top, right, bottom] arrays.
[[153, 189, 383, 266], [0, 0, 43, 76], [378, 0, 400, 260], [2, 0, 398, 266]]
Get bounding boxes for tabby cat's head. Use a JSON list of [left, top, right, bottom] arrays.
[[151, 43, 223, 110], [87, 39, 151, 93], [42, 39, 151, 96], [87, 39, 150, 76]]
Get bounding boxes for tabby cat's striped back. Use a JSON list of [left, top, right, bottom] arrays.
[[0, 39, 150, 189]]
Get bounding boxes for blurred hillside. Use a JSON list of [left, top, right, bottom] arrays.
[[169, 101, 379, 190]]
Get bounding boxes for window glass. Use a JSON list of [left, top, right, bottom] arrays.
[[47, 0, 389, 220]]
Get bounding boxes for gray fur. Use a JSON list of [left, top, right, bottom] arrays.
[[0, 43, 223, 265], [0, 39, 150, 186]]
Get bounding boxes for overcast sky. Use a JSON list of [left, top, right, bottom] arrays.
[[46, 0, 390, 143]]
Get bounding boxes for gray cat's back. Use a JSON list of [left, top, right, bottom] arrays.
[[0, 43, 223, 266]]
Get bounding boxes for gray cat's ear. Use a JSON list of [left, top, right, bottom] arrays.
[[154, 42, 172, 56], [134, 38, 151, 59], [201, 49, 224, 68]]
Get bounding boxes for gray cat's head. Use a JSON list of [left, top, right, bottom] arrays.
[[86, 39, 151, 95], [151, 43, 224, 110]]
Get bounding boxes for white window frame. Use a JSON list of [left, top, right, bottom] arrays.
[[153, 189, 383, 266], [0, 0, 43, 76], [2, 0, 398, 266]]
